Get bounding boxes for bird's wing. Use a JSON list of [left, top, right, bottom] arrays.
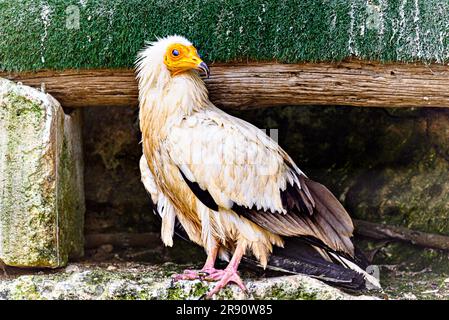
[[166, 109, 355, 256], [140, 155, 176, 247]]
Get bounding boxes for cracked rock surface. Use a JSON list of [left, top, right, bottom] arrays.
[[0, 263, 378, 300]]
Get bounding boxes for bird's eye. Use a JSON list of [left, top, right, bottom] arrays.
[[172, 49, 179, 57]]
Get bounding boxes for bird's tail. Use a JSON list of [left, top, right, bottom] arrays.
[[243, 237, 380, 291]]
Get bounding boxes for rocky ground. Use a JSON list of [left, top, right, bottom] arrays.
[[3, 235, 449, 300], [0, 262, 379, 300], [2, 260, 449, 300], [381, 265, 449, 300], [3, 258, 449, 300]]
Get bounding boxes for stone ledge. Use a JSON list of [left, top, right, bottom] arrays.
[[0, 263, 379, 300]]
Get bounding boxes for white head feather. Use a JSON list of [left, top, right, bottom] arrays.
[[135, 35, 193, 98], [135, 35, 209, 115]]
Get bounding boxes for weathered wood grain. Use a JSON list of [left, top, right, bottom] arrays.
[[2, 60, 449, 109]]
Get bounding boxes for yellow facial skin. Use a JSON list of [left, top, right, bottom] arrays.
[[164, 44, 210, 78]]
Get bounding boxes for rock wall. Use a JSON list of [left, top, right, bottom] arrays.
[[82, 106, 449, 238], [232, 106, 449, 235], [82, 107, 154, 235], [0, 79, 84, 267]]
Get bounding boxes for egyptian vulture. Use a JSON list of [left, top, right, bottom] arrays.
[[136, 35, 379, 297]]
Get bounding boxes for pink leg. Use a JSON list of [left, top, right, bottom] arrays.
[[172, 244, 220, 281], [205, 243, 248, 298]]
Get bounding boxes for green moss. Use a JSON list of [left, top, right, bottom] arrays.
[[10, 277, 42, 300], [1, 0, 449, 72], [58, 113, 85, 261], [0, 80, 84, 268], [380, 266, 449, 300], [165, 280, 237, 299], [216, 287, 235, 300], [166, 284, 188, 300], [5, 94, 43, 119], [191, 281, 209, 297], [267, 284, 317, 300], [0, 87, 57, 266], [3, 94, 44, 136]]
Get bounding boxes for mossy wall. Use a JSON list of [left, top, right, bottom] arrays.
[[0, 89, 59, 267], [233, 106, 449, 235], [82, 106, 449, 238], [82, 107, 154, 235], [0, 79, 84, 267], [1, 0, 449, 72], [59, 110, 85, 259]]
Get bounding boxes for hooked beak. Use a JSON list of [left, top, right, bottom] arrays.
[[166, 45, 210, 78], [198, 61, 210, 79]]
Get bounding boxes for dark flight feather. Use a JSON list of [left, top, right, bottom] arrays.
[[232, 174, 355, 256], [243, 237, 367, 291], [179, 168, 219, 211]]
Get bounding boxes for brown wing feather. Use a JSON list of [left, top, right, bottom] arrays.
[[232, 174, 355, 256]]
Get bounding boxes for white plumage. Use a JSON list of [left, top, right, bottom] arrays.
[[136, 35, 379, 296]]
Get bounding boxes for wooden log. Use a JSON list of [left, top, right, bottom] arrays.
[[354, 219, 449, 251], [2, 60, 449, 109]]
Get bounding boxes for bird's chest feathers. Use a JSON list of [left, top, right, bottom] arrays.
[[140, 75, 207, 144], [139, 79, 209, 229]]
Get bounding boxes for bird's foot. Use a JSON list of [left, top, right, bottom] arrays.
[[172, 267, 220, 281], [205, 268, 248, 298]]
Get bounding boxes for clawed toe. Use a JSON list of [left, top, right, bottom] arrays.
[[172, 268, 219, 281], [171, 266, 248, 299], [172, 269, 199, 281], [206, 269, 248, 298]]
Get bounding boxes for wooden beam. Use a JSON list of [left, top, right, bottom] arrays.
[[2, 60, 449, 109]]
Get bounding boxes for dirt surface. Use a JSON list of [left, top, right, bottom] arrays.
[[380, 265, 449, 300]]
